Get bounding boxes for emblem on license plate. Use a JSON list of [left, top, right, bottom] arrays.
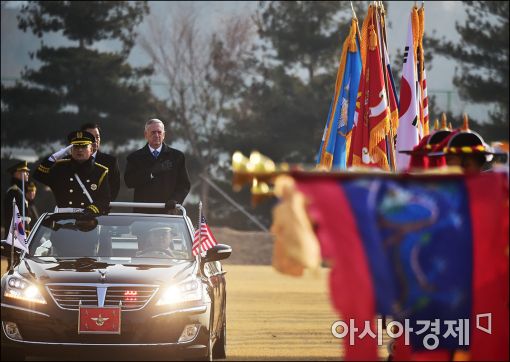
[[78, 306, 121, 334]]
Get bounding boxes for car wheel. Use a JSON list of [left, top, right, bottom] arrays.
[[212, 307, 227, 359], [1, 347, 25, 361]]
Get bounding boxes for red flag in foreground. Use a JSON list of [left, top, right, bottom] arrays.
[[192, 215, 217, 256]]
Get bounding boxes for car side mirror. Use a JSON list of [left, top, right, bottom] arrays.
[[0, 240, 8, 258], [203, 244, 232, 262]]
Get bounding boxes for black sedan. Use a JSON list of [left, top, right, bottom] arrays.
[[1, 205, 231, 361]]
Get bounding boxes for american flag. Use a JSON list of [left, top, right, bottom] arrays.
[[192, 215, 217, 256]]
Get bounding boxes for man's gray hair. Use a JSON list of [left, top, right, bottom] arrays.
[[145, 118, 165, 132]]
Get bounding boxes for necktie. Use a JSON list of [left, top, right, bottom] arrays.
[[152, 150, 159, 158]]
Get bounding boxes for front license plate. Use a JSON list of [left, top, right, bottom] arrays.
[[78, 306, 121, 334]]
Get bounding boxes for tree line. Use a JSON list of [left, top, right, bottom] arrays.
[[1, 1, 508, 230]]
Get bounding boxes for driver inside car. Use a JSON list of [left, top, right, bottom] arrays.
[[136, 226, 175, 257]]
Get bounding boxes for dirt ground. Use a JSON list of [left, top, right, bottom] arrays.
[[224, 264, 341, 360], [211, 227, 274, 265], [224, 265, 391, 361]]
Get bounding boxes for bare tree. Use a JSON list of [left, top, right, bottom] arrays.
[[140, 3, 254, 213]]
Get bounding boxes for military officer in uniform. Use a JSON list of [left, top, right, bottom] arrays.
[[33, 131, 111, 214], [3, 160, 30, 237], [25, 182, 40, 231], [80, 122, 121, 200]]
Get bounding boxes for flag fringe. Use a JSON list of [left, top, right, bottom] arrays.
[[369, 113, 390, 156], [360, 5, 374, 71], [373, 146, 390, 171], [352, 154, 363, 167], [322, 152, 333, 169], [390, 109, 399, 132]]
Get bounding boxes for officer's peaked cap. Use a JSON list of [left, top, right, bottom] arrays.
[[6, 160, 30, 174], [67, 130, 95, 146]]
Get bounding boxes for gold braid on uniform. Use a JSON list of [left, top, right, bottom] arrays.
[[37, 165, 51, 174], [95, 162, 109, 187], [86, 204, 100, 214]]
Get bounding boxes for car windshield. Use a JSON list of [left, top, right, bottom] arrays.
[[27, 213, 193, 261]]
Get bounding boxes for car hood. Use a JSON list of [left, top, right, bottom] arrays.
[[18, 258, 196, 285]]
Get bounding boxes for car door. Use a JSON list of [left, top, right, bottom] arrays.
[[215, 260, 227, 331], [204, 261, 221, 336]]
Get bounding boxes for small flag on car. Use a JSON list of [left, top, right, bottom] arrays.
[[192, 215, 217, 256], [6, 199, 29, 252]]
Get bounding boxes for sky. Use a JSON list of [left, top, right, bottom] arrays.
[[0, 1, 494, 159]]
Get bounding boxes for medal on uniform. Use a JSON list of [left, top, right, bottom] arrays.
[[90, 184, 97, 191]]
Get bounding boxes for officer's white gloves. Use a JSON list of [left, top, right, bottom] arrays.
[[21, 216, 31, 224], [49, 145, 73, 162]]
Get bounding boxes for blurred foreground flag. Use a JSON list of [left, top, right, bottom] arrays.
[[6, 200, 29, 252], [192, 215, 217, 256], [276, 172, 508, 360], [316, 18, 362, 170]]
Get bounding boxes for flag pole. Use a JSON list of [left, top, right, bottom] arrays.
[[198, 201, 203, 258], [349, 1, 357, 19], [21, 174, 26, 231], [10, 199, 16, 273]]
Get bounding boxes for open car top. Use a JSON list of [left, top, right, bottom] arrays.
[[27, 213, 195, 262]]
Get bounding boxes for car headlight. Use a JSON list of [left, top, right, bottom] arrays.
[[4, 273, 46, 305], [156, 279, 202, 306]]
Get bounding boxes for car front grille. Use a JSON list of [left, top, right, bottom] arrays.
[[46, 284, 159, 311]]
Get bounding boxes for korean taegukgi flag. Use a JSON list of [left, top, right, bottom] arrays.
[[6, 200, 29, 252], [395, 9, 420, 171]]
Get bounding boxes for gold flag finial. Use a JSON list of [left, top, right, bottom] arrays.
[[448, 122, 453, 130], [250, 178, 273, 207], [232, 151, 251, 191], [441, 113, 448, 129], [433, 118, 439, 130], [461, 113, 469, 131]]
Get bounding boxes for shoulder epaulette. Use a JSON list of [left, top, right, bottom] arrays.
[[98, 168, 109, 187], [7, 185, 20, 192], [95, 162, 109, 171]]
